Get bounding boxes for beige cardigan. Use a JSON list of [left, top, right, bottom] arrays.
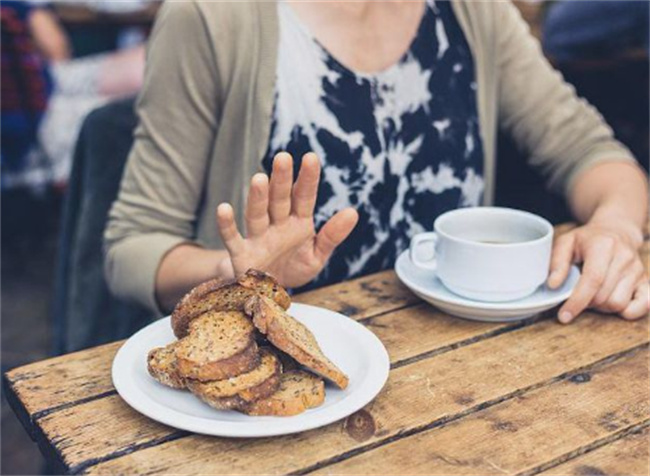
[[105, 0, 635, 313]]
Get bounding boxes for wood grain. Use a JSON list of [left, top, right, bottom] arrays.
[[3, 341, 121, 419], [84, 314, 648, 475], [5, 229, 649, 475], [341, 303, 514, 365], [538, 425, 650, 476], [7, 234, 646, 425], [35, 394, 178, 472], [4, 271, 417, 426], [312, 348, 650, 476], [42, 307, 515, 472], [294, 270, 418, 319]]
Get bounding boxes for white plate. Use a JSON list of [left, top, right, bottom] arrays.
[[395, 250, 580, 322], [112, 303, 389, 437]]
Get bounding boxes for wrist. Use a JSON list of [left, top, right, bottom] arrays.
[[215, 252, 235, 280]]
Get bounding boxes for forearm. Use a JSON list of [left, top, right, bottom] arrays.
[[29, 9, 71, 61], [155, 245, 234, 313], [569, 161, 648, 245]]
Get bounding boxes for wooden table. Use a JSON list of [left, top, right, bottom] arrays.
[[5, 226, 650, 475]]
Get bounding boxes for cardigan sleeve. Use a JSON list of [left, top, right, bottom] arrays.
[[103, 1, 221, 314], [494, 1, 638, 197]]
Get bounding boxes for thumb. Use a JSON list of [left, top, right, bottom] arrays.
[[314, 208, 359, 263]]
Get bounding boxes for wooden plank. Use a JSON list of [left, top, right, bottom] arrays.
[[312, 348, 650, 476], [537, 425, 650, 476], [3, 271, 417, 428], [83, 314, 648, 475], [294, 270, 418, 319], [31, 304, 513, 472], [341, 303, 513, 365], [35, 394, 180, 471], [3, 341, 122, 419], [7, 234, 647, 427], [40, 306, 514, 472]]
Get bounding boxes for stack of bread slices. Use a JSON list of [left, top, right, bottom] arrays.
[[147, 269, 349, 416]]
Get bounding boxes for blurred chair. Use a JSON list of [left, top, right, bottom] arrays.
[[498, 1, 649, 219], [543, 1, 648, 63], [52, 96, 153, 354]]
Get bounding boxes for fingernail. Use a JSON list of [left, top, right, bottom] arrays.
[[548, 271, 558, 284], [559, 311, 573, 323]]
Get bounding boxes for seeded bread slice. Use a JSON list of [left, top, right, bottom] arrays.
[[242, 370, 325, 416], [147, 342, 185, 389], [245, 295, 349, 389], [175, 311, 259, 381], [187, 348, 281, 411], [171, 269, 291, 338]]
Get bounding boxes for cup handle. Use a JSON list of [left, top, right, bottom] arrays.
[[410, 232, 438, 271]]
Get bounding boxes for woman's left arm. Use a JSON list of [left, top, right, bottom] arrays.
[[492, 2, 649, 322], [549, 161, 649, 323]]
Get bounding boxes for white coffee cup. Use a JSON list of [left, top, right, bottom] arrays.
[[409, 207, 553, 302]]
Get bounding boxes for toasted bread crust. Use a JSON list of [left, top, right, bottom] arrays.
[[177, 338, 259, 382], [187, 349, 282, 411], [238, 269, 292, 309], [192, 373, 281, 411], [246, 295, 349, 389], [187, 349, 280, 398], [243, 371, 325, 416], [147, 342, 185, 389], [175, 311, 259, 381], [171, 269, 291, 338]]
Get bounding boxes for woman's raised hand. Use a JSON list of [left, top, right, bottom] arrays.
[[216, 152, 359, 288]]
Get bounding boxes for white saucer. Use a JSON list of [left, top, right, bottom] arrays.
[[112, 303, 389, 437], [395, 250, 580, 322]]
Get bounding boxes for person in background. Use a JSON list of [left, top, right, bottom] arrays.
[[1, 1, 145, 190], [105, 1, 649, 325]]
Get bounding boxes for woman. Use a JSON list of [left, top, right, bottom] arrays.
[[105, 0, 649, 324]]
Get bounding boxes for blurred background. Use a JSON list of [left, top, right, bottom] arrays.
[[1, 1, 648, 474]]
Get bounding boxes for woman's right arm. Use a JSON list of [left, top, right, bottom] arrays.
[[155, 152, 360, 312], [104, 1, 222, 315], [155, 246, 233, 313], [105, 2, 358, 314]]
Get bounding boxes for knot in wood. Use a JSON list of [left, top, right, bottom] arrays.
[[344, 409, 376, 441]]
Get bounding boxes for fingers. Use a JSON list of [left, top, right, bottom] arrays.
[[621, 281, 650, 320], [292, 153, 321, 218], [268, 152, 293, 224], [245, 173, 270, 237], [592, 247, 636, 306], [603, 270, 643, 314], [216, 203, 244, 254], [314, 208, 359, 263], [548, 233, 575, 288], [558, 237, 615, 323]]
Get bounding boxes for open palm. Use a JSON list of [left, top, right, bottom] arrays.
[[216, 152, 359, 288]]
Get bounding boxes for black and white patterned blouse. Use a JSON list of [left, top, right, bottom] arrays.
[[263, 0, 485, 289]]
